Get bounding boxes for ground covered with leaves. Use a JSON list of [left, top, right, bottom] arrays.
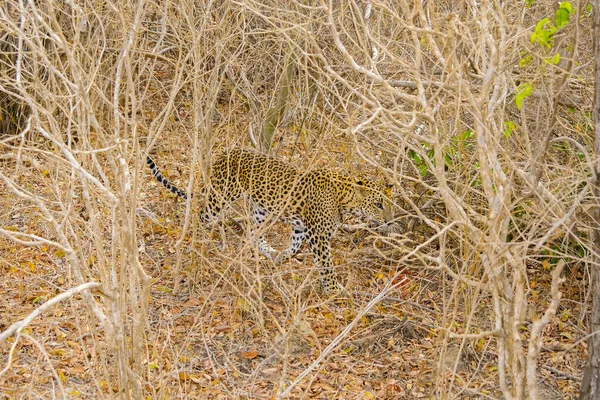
[[0, 113, 588, 399]]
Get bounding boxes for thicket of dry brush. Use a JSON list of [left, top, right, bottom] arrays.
[[0, 0, 595, 398]]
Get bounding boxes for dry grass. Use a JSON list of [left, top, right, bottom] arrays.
[[0, 0, 594, 398]]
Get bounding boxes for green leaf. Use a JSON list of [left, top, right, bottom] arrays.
[[552, 53, 560, 64], [586, 4, 593, 16], [503, 121, 516, 138], [560, 1, 573, 13], [519, 54, 533, 67], [530, 18, 556, 49], [444, 154, 453, 168], [556, 2, 573, 28], [515, 83, 533, 110], [555, 9, 570, 28], [530, 18, 550, 44], [408, 149, 428, 177], [408, 150, 421, 163], [460, 130, 475, 141], [545, 53, 561, 65]]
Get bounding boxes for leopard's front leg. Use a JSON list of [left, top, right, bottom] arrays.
[[305, 226, 346, 295]]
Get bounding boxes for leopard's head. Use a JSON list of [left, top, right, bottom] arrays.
[[354, 179, 394, 226]]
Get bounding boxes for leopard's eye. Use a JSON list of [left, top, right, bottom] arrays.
[[376, 202, 384, 210]]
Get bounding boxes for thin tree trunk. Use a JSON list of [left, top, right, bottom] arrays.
[[261, 51, 294, 152], [579, 1, 600, 398]]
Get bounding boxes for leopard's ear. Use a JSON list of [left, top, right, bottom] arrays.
[[384, 183, 393, 197], [378, 178, 393, 195], [354, 179, 370, 199]]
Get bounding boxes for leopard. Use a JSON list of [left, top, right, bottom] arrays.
[[147, 148, 394, 294]]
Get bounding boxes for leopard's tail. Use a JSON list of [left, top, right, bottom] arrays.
[[146, 156, 188, 199]]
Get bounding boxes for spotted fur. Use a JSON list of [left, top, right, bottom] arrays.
[[147, 148, 393, 293]]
